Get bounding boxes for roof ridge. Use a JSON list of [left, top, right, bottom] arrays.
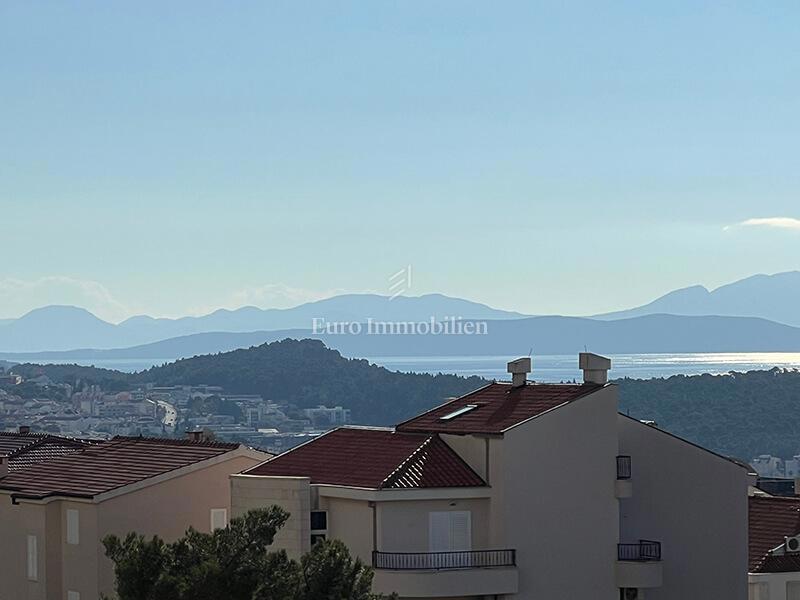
[[379, 435, 434, 489], [111, 435, 239, 450]]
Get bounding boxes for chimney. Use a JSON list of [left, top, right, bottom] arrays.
[[507, 357, 532, 387], [18, 425, 30, 435], [186, 430, 204, 442], [0, 456, 7, 478], [579, 353, 611, 385]]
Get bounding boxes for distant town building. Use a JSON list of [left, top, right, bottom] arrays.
[[302, 405, 351, 426]]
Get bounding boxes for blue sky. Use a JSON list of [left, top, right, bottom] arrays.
[[1, 1, 799, 322]]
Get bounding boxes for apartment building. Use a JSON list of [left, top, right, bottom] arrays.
[[232, 353, 751, 600], [0, 435, 269, 600], [748, 494, 800, 600]]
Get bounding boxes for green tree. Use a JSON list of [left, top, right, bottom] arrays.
[[102, 507, 393, 600]]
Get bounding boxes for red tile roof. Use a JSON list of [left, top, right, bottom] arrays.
[[0, 436, 241, 500], [0, 432, 88, 471], [754, 554, 800, 573], [396, 381, 602, 435], [749, 495, 800, 571], [245, 427, 486, 490]]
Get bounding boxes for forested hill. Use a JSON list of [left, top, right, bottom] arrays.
[[10, 339, 486, 425], [11, 340, 800, 460], [618, 369, 800, 461]]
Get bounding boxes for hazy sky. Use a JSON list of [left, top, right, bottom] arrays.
[[2, 2, 799, 322]]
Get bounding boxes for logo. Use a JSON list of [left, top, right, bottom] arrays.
[[388, 265, 412, 300]]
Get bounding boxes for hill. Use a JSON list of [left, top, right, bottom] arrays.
[[595, 271, 800, 327], [9, 339, 485, 425], [618, 368, 800, 461], [10, 340, 800, 460], [0, 294, 526, 353], [5, 313, 800, 363]]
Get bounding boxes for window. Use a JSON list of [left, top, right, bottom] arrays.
[[439, 404, 478, 421], [66, 509, 80, 545], [310, 511, 327, 531], [68, 592, 81, 600], [27, 535, 38, 581], [310, 534, 326, 546], [210, 509, 228, 531], [428, 511, 471, 552]]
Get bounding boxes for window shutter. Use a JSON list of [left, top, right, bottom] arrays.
[[428, 511, 472, 552], [210, 509, 228, 531], [67, 509, 80, 545], [27, 535, 38, 581], [449, 511, 472, 551], [428, 512, 451, 552]]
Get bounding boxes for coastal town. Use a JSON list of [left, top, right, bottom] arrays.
[[0, 364, 348, 453]]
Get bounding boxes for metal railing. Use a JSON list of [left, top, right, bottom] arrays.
[[617, 455, 632, 480], [373, 549, 516, 570], [618, 540, 661, 561]]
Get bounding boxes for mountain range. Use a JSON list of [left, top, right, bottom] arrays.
[[0, 271, 798, 356], [593, 271, 800, 327], [3, 314, 800, 364], [0, 294, 524, 353]]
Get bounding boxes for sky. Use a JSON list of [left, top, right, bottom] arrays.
[[1, 1, 799, 323]]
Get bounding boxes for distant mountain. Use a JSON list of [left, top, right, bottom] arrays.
[[4, 314, 800, 364], [594, 271, 800, 327], [0, 294, 527, 353], [0, 306, 138, 353]]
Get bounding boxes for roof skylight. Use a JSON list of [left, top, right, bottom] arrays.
[[439, 404, 478, 421]]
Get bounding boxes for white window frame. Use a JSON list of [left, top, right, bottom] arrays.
[[66, 509, 80, 545], [210, 508, 228, 531], [27, 535, 38, 581]]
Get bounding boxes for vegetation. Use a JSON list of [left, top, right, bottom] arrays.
[[102, 507, 393, 600], [618, 368, 800, 461], [10, 339, 485, 425], [12, 339, 800, 460], [187, 394, 244, 420]]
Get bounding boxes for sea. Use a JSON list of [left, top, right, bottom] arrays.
[[12, 352, 800, 381]]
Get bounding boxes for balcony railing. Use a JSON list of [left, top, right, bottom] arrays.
[[373, 549, 516, 570], [617, 455, 632, 480], [618, 540, 661, 562]]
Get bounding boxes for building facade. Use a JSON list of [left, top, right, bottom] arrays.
[[232, 354, 752, 600], [0, 435, 269, 600]]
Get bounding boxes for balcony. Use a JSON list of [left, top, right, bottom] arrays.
[[371, 550, 519, 598], [618, 540, 660, 561], [616, 455, 633, 498], [616, 541, 663, 589], [373, 549, 515, 570]]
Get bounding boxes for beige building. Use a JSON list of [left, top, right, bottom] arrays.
[[232, 353, 751, 600], [0, 435, 268, 600]]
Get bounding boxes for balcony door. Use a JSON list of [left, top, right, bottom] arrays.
[[429, 511, 472, 567]]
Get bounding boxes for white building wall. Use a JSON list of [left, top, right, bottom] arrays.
[[750, 572, 800, 600], [618, 415, 750, 600], [494, 385, 621, 600]]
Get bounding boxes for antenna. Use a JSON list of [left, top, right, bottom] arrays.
[[528, 347, 533, 357]]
